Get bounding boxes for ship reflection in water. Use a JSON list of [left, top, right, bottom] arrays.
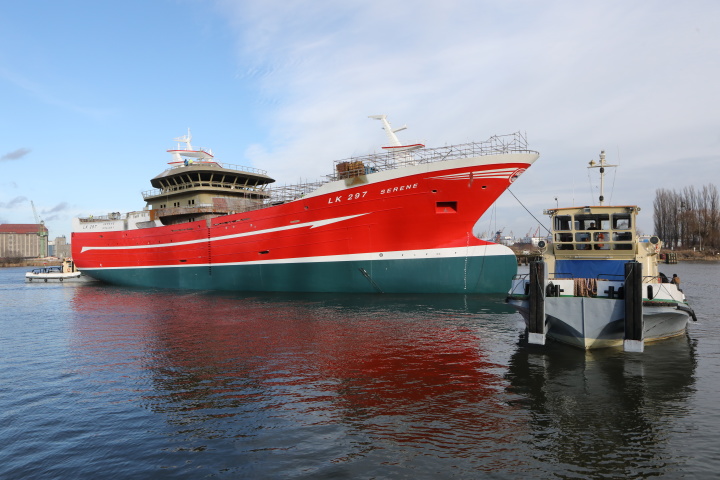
[[68, 285, 697, 477], [505, 333, 697, 476]]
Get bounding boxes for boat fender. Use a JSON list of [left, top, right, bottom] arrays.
[[59, 278, 63, 282], [676, 304, 698, 322], [646, 285, 654, 300]]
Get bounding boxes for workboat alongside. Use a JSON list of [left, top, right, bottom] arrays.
[[506, 151, 696, 351], [71, 116, 539, 293], [25, 258, 92, 283]]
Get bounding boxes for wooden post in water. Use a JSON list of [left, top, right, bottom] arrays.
[[528, 260, 546, 345], [623, 261, 644, 352]]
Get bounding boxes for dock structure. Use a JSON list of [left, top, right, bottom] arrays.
[[662, 252, 678, 264], [515, 253, 542, 265]]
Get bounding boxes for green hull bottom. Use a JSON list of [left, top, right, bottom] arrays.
[[82, 255, 518, 294]]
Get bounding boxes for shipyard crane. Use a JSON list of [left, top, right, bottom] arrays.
[[31, 201, 47, 258], [494, 228, 505, 243]]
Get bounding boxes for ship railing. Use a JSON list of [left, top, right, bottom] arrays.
[[330, 131, 534, 180], [138, 132, 535, 213], [263, 180, 328, 205], [166, 161, 268, 176], [153, 204, 226, 217], [142, 183, 270, 200], [253, 132, 534, 208], [77, 212, 124, 222]]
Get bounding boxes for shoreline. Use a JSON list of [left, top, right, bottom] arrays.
[[0, 259, 63, 268], [664, 249, 720, 262], [509, 245, 720, 262]]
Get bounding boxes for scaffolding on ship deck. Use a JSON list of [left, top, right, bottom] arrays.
[[77, 132, 535, 222], [263, 131, 534, 205], [330, 131, 533, 180], [264, 179, 327, 205]]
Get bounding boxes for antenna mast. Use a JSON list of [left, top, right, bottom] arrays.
[[587, 150, 617, 205]]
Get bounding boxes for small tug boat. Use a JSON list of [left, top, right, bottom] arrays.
[[25, 258, 92, 283], [506, 151, 696, 352]]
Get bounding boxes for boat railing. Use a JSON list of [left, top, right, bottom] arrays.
[[253, 133, 532, 208], [166, 161, 268, 176], [141, 182, 271, 200], [129, 132, 534, 216], [263, 180, 328, 205], [152, 204, 230, 218], [330, 131, 535, 180], [77, 212, 124, 223], [598, 273, 625, 281], [550, 272, 629, 281]]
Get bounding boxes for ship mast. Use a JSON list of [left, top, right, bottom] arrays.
[[368, 115, 425, 167], [368, 114, 406, 146], [587, 150, 617, 206]]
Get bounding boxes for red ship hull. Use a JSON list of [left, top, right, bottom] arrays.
[[72, 153, 537, 293]]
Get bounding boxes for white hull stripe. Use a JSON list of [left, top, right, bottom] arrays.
[[81, 213, 370, 253], [81, 244, 513, 270], [429, 167, 520, 181]]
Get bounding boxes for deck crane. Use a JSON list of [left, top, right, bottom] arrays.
[[31, 201, 47, 258]]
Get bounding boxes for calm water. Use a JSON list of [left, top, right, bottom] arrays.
[[1, 262, 718, 479]]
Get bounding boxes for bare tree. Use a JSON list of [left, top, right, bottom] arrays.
[[653, 183, 719, 250]]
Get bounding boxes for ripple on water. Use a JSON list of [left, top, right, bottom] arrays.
[[0, 264, 719, 478]]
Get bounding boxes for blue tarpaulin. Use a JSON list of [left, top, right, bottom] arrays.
[[554, 259, 626, 279]]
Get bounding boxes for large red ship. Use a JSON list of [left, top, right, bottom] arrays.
[[71, 116, 539, 293]]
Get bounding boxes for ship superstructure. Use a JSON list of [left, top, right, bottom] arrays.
[[142, 131, 275, 226]]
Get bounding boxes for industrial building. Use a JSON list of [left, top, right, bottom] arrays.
[[0, 223, 49, 259], [51, 236, 71, 259]]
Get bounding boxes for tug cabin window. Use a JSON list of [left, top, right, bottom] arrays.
[[611, 213, 633, 249], [553, 212, 634, 251]]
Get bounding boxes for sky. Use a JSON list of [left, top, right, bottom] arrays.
[[2, 0, 719, 243]]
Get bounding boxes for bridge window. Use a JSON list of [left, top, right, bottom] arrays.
[[575, 213, 610, 230], [612, 214, 631, 230], [554, 215, 572, 231]]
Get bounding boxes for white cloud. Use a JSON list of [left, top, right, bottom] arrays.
[[209, 1, 720, 234]]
